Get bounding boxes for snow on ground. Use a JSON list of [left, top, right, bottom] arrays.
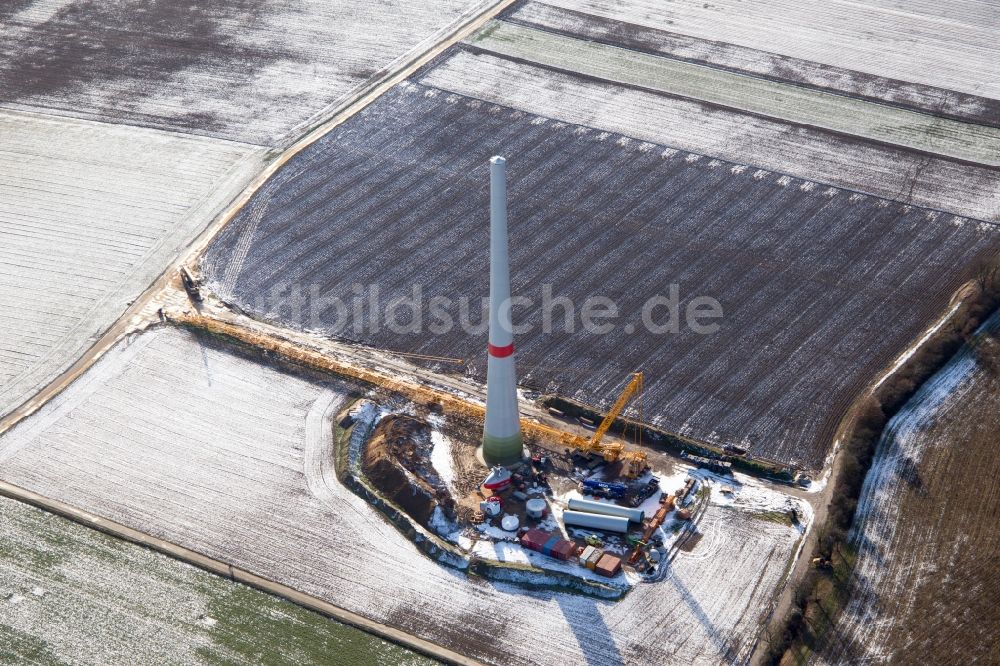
[[469, 21, 1000, 165], [873, 303, 962, 391], [537, 0, 1000, 101], [420, 51, 1000, 221], [815, 318, 997, 664], [0, 495, 429, 665], [429, 428, 457, 494], [201, 80, 1000, 475], [0, 110, 263, 420], [559, 463, 809, 530], [0, 0, 496, 146], [0, 326, 806, 665], [506, 2, 1000, 125]]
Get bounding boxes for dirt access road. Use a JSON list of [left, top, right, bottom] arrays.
[[0, 0, 515, 441]]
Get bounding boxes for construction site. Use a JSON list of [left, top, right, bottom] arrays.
[[1, 1, 998, 665], [148, 155, 808, 603]]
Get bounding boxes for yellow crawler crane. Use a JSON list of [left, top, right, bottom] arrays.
[[171, 311, 647, 475], [555, 372, 648, 478]]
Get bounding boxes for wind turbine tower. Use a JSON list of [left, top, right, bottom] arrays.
[[482, 156, 523, 466]]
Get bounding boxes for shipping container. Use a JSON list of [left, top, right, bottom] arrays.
[[595, 553, 622, 577], [580, 545, 604, 570], [520, 529, 550, 551], [519, 528, 574, 561], [549, 539, 575, 561]]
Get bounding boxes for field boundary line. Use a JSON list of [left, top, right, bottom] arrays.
[[0, 0, 516, 438], [501, 5, 1000, 130], [182, 0, 518, 269], [467, 21, 1000, 167], [0, 478, 484, 666], [419, 60, 1000, 227]]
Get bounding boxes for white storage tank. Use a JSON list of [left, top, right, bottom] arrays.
[[501, 515, 520, 531], [525, 498, 547, 519], [568, 497, 645, 523], [562, 510, 629, 534]]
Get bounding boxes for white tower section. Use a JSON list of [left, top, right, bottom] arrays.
[[482, 156, 523, 466]]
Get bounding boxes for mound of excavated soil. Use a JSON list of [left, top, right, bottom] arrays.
[[362, 415, 442, 527]]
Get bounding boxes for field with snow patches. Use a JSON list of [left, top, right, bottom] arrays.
[[531, 0, 1000, 102], [0, 326, 806, 665], [505, 2, 1000, 126], [0, 0, 494, 146], [815, 313, 1000, 665], [0, 110, 262, 419], [201, 82, 1000, 469], [469, 21, 1000, 166], [0, 495, 432, 665], [422, 49, 1000, 221]]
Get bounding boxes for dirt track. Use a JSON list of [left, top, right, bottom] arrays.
[[201, 80, 1000, 470], [0, 0, 517, 441], [815, 314, 1000, 664]]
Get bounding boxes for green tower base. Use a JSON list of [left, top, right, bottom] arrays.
[[482, 432, 523, 467]]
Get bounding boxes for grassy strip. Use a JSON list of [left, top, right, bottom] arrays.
[[540, 395, 794, 481], [763, 261, 1000, 664]]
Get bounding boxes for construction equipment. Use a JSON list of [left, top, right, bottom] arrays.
[[628, 497, 673, 566], [590, 372, 643, 452], [179, 267, 202, 304], [559, 372, 648, 477], [579, 479, 628, 500], [171, 311, 649, 475], [682, 451, 733, 473]]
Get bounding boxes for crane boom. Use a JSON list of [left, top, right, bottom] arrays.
[[588, 372, 643, 452], [546, 371, 647, 477]]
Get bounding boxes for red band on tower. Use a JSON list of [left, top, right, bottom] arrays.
[[488, 343, 514, 358]]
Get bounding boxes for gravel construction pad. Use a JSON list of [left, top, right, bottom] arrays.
[[0, 110, 262, 419], [0, 327, 804, 665], [0, 0, 494, 146], [201, 82, 1000, 469]]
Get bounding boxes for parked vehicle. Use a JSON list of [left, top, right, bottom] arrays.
[[580, 479, 627, 500]]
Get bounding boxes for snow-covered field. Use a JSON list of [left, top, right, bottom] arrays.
[[0, 495, 432, 665], [815, 313, 1000, 664], [0, 0, 496, 146], [0, 326, 806, 665], [534, 0, 1000, 101], [0, 110, 262, 419], [421, 50, 1000, 221], [469, 21, 1000, 165], [200, 81, 1000, 469], [506, 2, 1000, 125]]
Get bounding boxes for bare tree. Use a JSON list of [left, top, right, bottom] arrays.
[[974, 255, 1000, 296]]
